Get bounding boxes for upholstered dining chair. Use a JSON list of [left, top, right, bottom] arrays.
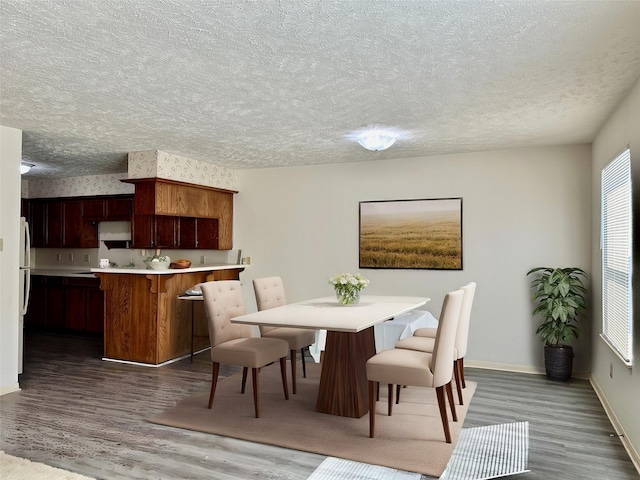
[[252, 276, 317, 394], [366, 289, 464, 443], [395, 282, 476, 405], [200, 280, 290, 418]]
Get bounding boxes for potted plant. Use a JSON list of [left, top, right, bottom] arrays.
[[526, 267, 588, 381]]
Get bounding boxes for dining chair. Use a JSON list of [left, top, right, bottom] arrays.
[[395, 282, 476, 405], [366, 289, 464, 443], [200, 280, 290, 418], [252, 276, 316, 394]]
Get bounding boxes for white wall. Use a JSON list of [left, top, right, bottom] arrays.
[[234, 144, 592, 372], [0, 125, 22, 395], [591, 76, 640, 464]]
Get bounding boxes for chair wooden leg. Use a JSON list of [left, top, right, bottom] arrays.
[[301, 347, 307, 378], [453, 359, 464, 405], [279, 356, 290, 400], [369, 380, 376, 438], [445, 381, 458, 421], [241, 367, 248, 394], [396, 384, 401, 404], [459, 357, 466, 388], [290, 349, 297, 394], [387, 384, 393, 416], [376, 382, 380, 401], [208, 362, 220, 409], [435, 386, 452, 443], [252, 368, 260, 418]]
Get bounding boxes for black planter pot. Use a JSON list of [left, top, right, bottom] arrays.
[[544, 345, 574, 381]]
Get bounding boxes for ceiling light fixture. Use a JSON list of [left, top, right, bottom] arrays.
[[356, 130, 397, 151], [20, 162, 34, 174]]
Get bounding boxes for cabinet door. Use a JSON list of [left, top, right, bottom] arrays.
[[29, 200, 48, 247], [45, 280, 65, 328], [155, 216, 177, 248], [63, 200, 83, 247], [47, 201, 63, 247], [177, 217, 197, 248], [82, 199, 105, 219], [132, 214, 155, 248], [195, 218, 219, 249], [64, 286, 87, 331], [63, 201, 98, 248], [104, 197, 133, 220]]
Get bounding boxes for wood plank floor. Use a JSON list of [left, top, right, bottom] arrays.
[[1, 331, 638, 480]]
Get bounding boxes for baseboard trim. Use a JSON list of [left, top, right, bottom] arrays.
[[0, 383, 21, 396], [465, 360, 589, 379], [589, 374, 640, 475]]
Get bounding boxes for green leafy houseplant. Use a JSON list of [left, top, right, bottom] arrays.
[[527, 267, 588, 345]]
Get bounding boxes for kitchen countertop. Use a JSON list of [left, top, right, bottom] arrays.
[[91, 264, 246, 275], [32, 264, 246, 278]]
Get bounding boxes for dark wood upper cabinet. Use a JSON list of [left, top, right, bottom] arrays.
[[25, 188, 224, 251], [155, 215, 178, 248], [195, 218, 219, 249], [27, 195, 133, 248], [123, 178, 235, 250], [178, 217, 197, 249], [82, 195, 134, 221], [29, 200, 48, 247], [47, 201, 63, 247]]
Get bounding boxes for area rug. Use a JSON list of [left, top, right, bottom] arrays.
[[307, 457, 421, 480], [439, 422, 530, 480], [150, 362, 476, 477], [0, 451, 95, 480]]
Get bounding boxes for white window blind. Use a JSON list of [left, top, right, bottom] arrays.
[[601, 148, 633, 365]]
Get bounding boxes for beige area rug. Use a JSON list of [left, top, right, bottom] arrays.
[[150, 363, 476, 477], [0, 451, 94, 480]]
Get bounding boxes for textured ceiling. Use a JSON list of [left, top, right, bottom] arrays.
[[1, 0, 640, 179]]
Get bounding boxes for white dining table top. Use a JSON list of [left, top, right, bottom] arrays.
[[231, 295, 430, 333]]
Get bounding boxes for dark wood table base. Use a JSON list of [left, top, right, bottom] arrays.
[[316, 328, 376, 418]]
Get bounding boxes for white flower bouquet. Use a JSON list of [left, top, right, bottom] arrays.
[[329, 272, 369, 305]]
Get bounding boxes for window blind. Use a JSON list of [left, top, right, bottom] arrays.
[[601, 148, 633, 365]]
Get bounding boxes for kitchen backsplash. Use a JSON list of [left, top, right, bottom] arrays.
[[32, 246, 239, 270]]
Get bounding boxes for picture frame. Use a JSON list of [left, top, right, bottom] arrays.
[[359, 197, 463, 270]]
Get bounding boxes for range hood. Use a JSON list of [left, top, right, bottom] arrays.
[[103, 240, 132, 249]]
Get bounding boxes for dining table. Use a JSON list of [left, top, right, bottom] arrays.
[[231, 295, 429, 418]]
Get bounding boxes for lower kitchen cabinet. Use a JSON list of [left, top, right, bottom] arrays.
[[25, 275, 104, 334]]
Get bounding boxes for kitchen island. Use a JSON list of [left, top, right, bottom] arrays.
[[93, 265, 244, 365]]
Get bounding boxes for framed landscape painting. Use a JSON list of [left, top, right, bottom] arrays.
[[359, 198, 463, 270]]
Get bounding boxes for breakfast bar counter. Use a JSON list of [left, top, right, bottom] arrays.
[[93, 264, 245, 365]]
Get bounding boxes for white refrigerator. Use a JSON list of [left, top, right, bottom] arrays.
[[19, 217, 31, 374]]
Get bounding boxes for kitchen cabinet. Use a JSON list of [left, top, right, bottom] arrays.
[[29, 200, 48, 247], [82, 195, 133, 221], [65, 278, 104, 333], [25, 275, 104, 334], [96, 266, 244, 364], [123, 178, 234, 249], [24, 275, 64, 329], [63, 200, 99, 247], [131, 215, 219, 249], [27, 195, 133, 248], [27, 198, 97, 248]]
